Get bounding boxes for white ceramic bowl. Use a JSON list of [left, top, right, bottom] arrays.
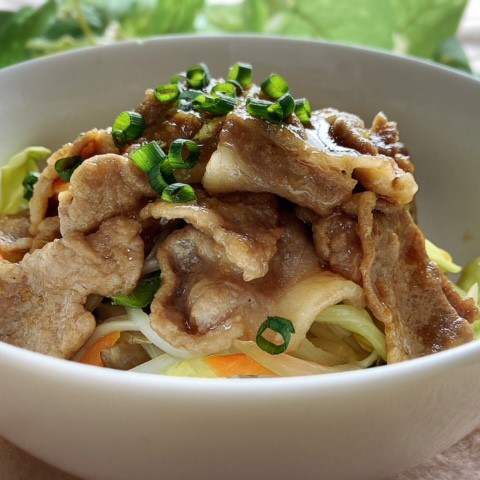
[[0, 36, 479, 480]]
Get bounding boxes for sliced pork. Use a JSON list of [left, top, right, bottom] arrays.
[[135, 89, 224, 184], [59, 154, 156, 236], [30, 216, 61, 251], [0, 217, 144, 358], [0, 213, 32, 261], [203, 107, 417, 216], [313, 193, 476, 362], [149, 214, 362, 356], [140, 191, 281, 281], [29, 129, 119, 235]]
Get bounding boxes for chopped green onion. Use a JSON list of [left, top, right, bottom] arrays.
[[261, 73, 289, 100], [256, 316, 295, 355], [112, 272, 161, 308], [159, 158, 176, 185], [147, 162, 169, 194], [277, 93, 295, 119], [161, 183, 196, 203], [228, 62, 253, 88], [294, 98, 312, 125], [186, 63, 211, 89], [179, 90, 202, 101], [130, 142, 167, 173], [177, 90, 202, 111], [246, 98, 283, 122], [212, 82, 237, 98], [171, 72, 187, 85], [112, 111, 145, 147], [168, 139, 200, 169], [226, 79, 243, 95], [154, 83, 180, 104], [54, 156, 83, 182], [193, 93, 237, 115], [22, 171, 40, 200]]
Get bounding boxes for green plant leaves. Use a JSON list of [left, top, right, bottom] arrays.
[[0, 0, 57, 68], [207, 0, 471, 70], [0, 0, 472, 73], [119, 0, 204, 36]]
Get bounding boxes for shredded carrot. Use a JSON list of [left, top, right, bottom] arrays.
[[204, 354, 275, 377], [80, 332, 121, 367], [52, 178, 70, 196]]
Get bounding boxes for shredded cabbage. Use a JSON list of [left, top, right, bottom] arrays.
[[474, 321, 480, 340], [313, 305, 387, 361], [234, 340, 358, 376], [130, 354, 179, 374], [0, 146, 51, 214], [458, 257, 480, 293], [165, 358, 217, 377], [425, 239, 461, 273], [73, 309, 195, 362]]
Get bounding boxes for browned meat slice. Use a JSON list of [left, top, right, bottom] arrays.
[[313, 211, 363, 284], [203, 107, 417, 215], [134, 89, 224, 184], [59, 154, 156, 236], [136, 89, 200, 143], [29, 129, 119, 235], [30, 216, 61, 251], [149, 214, 361, 356], [314, 108, 414, 174], [313, 193, 476, 362], [140, 191, 281, 281], [0, 213, 32, 261], [369, 112, 414, 174], [0, 217, 144, 358], [151, 226, 254, 356]]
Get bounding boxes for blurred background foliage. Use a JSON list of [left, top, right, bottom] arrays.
[[0, 0, 472, 72]]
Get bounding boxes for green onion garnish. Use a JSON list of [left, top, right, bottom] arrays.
[[212, 82, 237, 98], [277, 93, 295, 119], [22, 171, 40, 200], [256, 316, 295, 355], [226, 79, 243, 95], [186, 63, 211, 89], [193, 93, 237, 115], [112, 272, 161, 308], [161, 183, 196, 203], [228, 62, 253, 88], [130, 142, 167, 173], [112, 111, 145, 147], [159, 158, 176, 185], [54, 156, 83, 182], [168, 139, 200, 169], [179, 90, 202, 101], [177, 90, 202, 111], [154, 83, 180, 104], [148, 162, 169, 194], [171, 72, 187, 85], [261, 73, 289, 100], [294, 98, 312, 125], [246, 98, 282, 122]]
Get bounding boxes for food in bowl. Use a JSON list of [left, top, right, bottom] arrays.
[[0, 61, 478, 377]]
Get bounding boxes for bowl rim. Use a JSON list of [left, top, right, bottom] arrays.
[[0, 32, 478, 84], [0, 34, 479, 392]]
